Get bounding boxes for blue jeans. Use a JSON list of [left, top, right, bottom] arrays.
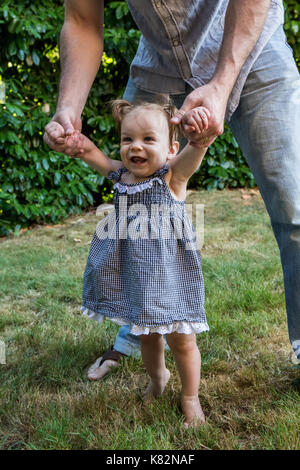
[[114, 25, 300, 360]]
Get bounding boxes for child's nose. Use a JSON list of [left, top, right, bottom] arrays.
[[131, 141, 143, 150]]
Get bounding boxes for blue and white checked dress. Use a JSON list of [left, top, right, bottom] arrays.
[[81, 164, 209, 336]]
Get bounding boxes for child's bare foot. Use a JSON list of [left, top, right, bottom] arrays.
[[144, 369, 170, 400], [181, 395, 205, 428]]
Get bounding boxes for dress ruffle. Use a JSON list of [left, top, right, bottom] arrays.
[[81, 307, 209, 336], [108, 164, 169, 190], [113, 177, 163, 194]]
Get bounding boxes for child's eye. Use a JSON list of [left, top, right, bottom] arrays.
[[122, 137, 132, 142], [144, 136, 154, 142]]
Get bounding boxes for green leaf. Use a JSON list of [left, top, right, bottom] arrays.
[[232, 137, 239, 148], [70, 183, 79, 195], [5, 102, 24, 117], [13, 144, 26, 159], [3, 183, 14, 193], [0, 117, 7, 128], [8, 41, 17, 56], [86, 192, 94, 205], [23, 121, 33, 135], [78, 182, 88, 196], [8, 20, 19, 34], [291, 21, 299, 34], [76, 194, 83, 206], [6, 131, 21, 143], [116, 5, 124, 19], [42, 158, 49, 170], [32, 51, 40, 66], [49, 154, 59, 163], [18, 49, 25, 61], [54, 172, 61, 185]]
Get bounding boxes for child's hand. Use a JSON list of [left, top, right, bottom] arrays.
[[61, 131, 85, 158], [45, 124, 93, 158], [180, 106, 211, 147], [181, 107, 210, 133]]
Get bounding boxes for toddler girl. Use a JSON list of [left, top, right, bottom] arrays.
[[52, 100, 210, 427]]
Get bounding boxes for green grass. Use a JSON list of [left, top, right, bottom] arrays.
[[0, 189, 299, 450]]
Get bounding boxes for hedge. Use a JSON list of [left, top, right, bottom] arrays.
[[0, 0, 299, 235]]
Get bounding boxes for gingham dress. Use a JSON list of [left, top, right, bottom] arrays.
[[81, 164, 208, 335]]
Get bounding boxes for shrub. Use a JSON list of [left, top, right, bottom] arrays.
[[0, 1, 298, 235]]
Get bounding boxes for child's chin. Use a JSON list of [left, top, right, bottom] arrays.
[[131, 163, 148, 171]]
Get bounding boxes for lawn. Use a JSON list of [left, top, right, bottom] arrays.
[[0, 188, 299, 450]]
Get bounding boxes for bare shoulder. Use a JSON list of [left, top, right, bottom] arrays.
[[165, 166, 188, 202]]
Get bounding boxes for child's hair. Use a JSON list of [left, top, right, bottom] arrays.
[[111, 99, 180, 145]]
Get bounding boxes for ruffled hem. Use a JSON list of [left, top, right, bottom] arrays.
[[107, 164, 169, 195], [113, 177, 163, 195], [81, 307, 209, 336]]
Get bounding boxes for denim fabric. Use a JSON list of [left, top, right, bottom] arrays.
[[127, 0, 284, 120], [114, 24, 300, 360], [228, 25, 300, 359], [114, 324, 141, 357]]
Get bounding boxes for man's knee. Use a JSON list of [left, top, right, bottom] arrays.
[[264, 178, 300, 226]]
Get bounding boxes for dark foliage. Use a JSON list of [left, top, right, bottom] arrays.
[[0, 1, 298, 234]]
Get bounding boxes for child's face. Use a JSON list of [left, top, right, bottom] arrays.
[[120, 109, 178, 178]]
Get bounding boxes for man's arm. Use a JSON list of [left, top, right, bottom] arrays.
[[212, 0, 271, 98], [171, 0, 271, 147], [44, 0, 104, 148]]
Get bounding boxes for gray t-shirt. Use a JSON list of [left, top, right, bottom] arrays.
[[127, 0, 284, 119]]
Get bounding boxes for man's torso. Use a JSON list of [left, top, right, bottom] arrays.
[[126, 0, 284, 119]]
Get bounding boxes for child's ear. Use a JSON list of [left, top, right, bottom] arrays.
[[168, 140, 179, 157]]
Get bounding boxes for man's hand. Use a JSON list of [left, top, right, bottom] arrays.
[[43, 107, 82, 151], [44, 124, 95, 160], [171, 0, 271, 149], [171, 82, 229, 148]]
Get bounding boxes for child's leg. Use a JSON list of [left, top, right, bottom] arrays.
[[139, 333, 170, 399], [166, 332, 205, 427]]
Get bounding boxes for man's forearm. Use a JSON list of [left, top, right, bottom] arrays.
[[211, 0, 271, 97], [57, 1, 104, 117]]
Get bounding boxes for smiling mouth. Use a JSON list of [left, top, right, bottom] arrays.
[[130, 157, 147, 164]]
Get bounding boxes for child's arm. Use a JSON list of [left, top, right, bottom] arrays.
[[169, 144, 207, 183], [48, 123, 123, 177], [169, 107, 209, 183]]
